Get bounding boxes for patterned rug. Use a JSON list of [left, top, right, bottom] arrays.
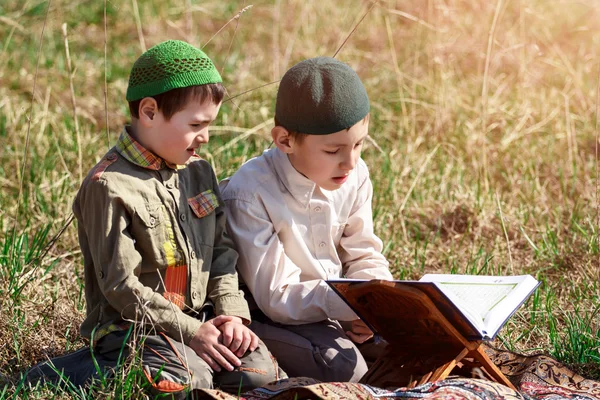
[[192, 346, 600, 400], [485, 346, 600, 400]]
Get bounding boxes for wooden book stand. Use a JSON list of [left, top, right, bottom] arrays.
[[339, 280, 516, 390]]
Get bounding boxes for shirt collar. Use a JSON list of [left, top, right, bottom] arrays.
[[271, 147, 316, 208], [116, 127, 181, 171]]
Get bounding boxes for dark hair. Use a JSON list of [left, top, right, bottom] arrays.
[[273, 118, 308, 144], [128, 83, 226, 120]]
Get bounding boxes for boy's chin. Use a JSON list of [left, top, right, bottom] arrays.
[[165, 156, 192, 166], [180, 152, 197, 164], [318, 181, 345, 191]]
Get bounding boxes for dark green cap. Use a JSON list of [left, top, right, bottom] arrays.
[[126, 40, 222, 102], [275, 57, 370, 135]]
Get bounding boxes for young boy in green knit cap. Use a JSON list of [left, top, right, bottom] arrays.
[[220, 57, 393, 382], [26, 40, 281, 396]]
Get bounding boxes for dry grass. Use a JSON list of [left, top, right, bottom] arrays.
[[1, 0, 600, 395]]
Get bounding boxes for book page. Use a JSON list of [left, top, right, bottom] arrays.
[[419, 274, 539, 339], [435, 282, 516, 324]]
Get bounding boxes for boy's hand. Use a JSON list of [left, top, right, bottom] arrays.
[[216, 316, 259, 357], [346, 319, 373, 344], [189, 315, 241, 372]]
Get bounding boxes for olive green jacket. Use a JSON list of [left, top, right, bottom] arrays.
[[73, 128, 250, 346]]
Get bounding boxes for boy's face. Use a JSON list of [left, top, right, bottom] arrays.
[[287, 119, 369, 191], [142, 98, 221, 165]]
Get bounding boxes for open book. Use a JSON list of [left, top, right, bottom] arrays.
[[327, 274, 539, 341]]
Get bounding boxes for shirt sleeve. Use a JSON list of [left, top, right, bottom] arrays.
[[76, 179, 202, 345], [224, 197, 357, 325], [339, 171, 393, 281], [206, 171, 251, 324]]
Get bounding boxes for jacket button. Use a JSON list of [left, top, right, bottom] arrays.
[[166, 182, 174, 189], [99, 270, 105, 279], [180, 214, 186, 222]]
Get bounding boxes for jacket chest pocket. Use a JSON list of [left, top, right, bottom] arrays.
[[187, 189, 219, 246], [137, 202, 163, 228], [188, 189, 219, 218], [133, 202, 169, 267]]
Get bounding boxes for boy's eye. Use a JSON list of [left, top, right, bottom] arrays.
[[354, 141, 363, 148], [324, 150, 338, 155]]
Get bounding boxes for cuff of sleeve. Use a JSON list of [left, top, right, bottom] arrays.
[[214, 294, 252, 325], [327, 286, 358, 321], [176, 317, 203, 346]]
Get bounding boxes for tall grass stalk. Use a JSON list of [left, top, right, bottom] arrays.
[[480, 0, 504, 193], [131, 0, 146, 52], [61, 23, 82, 185], [496, 192, 514, 274], [104, 0, 110, 149], [332, 0, 379, 58], [594, 65, 600, 271], [202, 5, 254, 49]]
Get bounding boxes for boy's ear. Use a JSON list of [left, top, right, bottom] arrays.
[[271, 126, 294, 154], [138, 97, 159, 127]]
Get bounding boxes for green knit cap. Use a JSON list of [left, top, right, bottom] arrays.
[[275, 57, 370, 135], [126, 40, 222, 101]]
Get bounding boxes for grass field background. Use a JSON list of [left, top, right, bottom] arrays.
[[1, 0, 599, 397]]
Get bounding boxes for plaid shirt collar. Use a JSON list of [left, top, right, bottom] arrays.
[[116, 127, 179, 171]]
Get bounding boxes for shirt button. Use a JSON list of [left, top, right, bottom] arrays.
[[319, 242, 326, 248], [192, 291, 198, 299], [149, 216, 156, 225], [314, 206, 322, 212], [166, 182, 174, 189], [180, 214, 186, 222], [190, 251, 196, 259]]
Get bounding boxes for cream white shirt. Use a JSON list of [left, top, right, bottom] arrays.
[[220, 147, 392, 325]]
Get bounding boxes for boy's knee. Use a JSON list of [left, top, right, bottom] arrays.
[[316, 341, 368, 382], [140, 334, 212, 396], [217, 342, 281, 392]]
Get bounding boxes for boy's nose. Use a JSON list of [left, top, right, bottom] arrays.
[[340, 152, 357, 170], [196, 131, 209, 144]]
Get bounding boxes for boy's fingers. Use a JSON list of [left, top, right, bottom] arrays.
[[221, 324, 234, 347], [209, 346, 236, 371], [211, 315, 235, 327], [200, 353, 221, 373], [346, 332, 364, 344], [353, 320, 372, 332], [215, 344, 242, 368], [346, 331, 371, 344], [352, 324, 372, 335], [346, 331, 357, 342], [236, 331, 251, 357], [230, 330, 244, 353], [249, 331, 259, 352]]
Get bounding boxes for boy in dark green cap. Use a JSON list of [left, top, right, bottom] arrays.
[[26, 40, 282, 397], [221, 57, 393, 382]]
